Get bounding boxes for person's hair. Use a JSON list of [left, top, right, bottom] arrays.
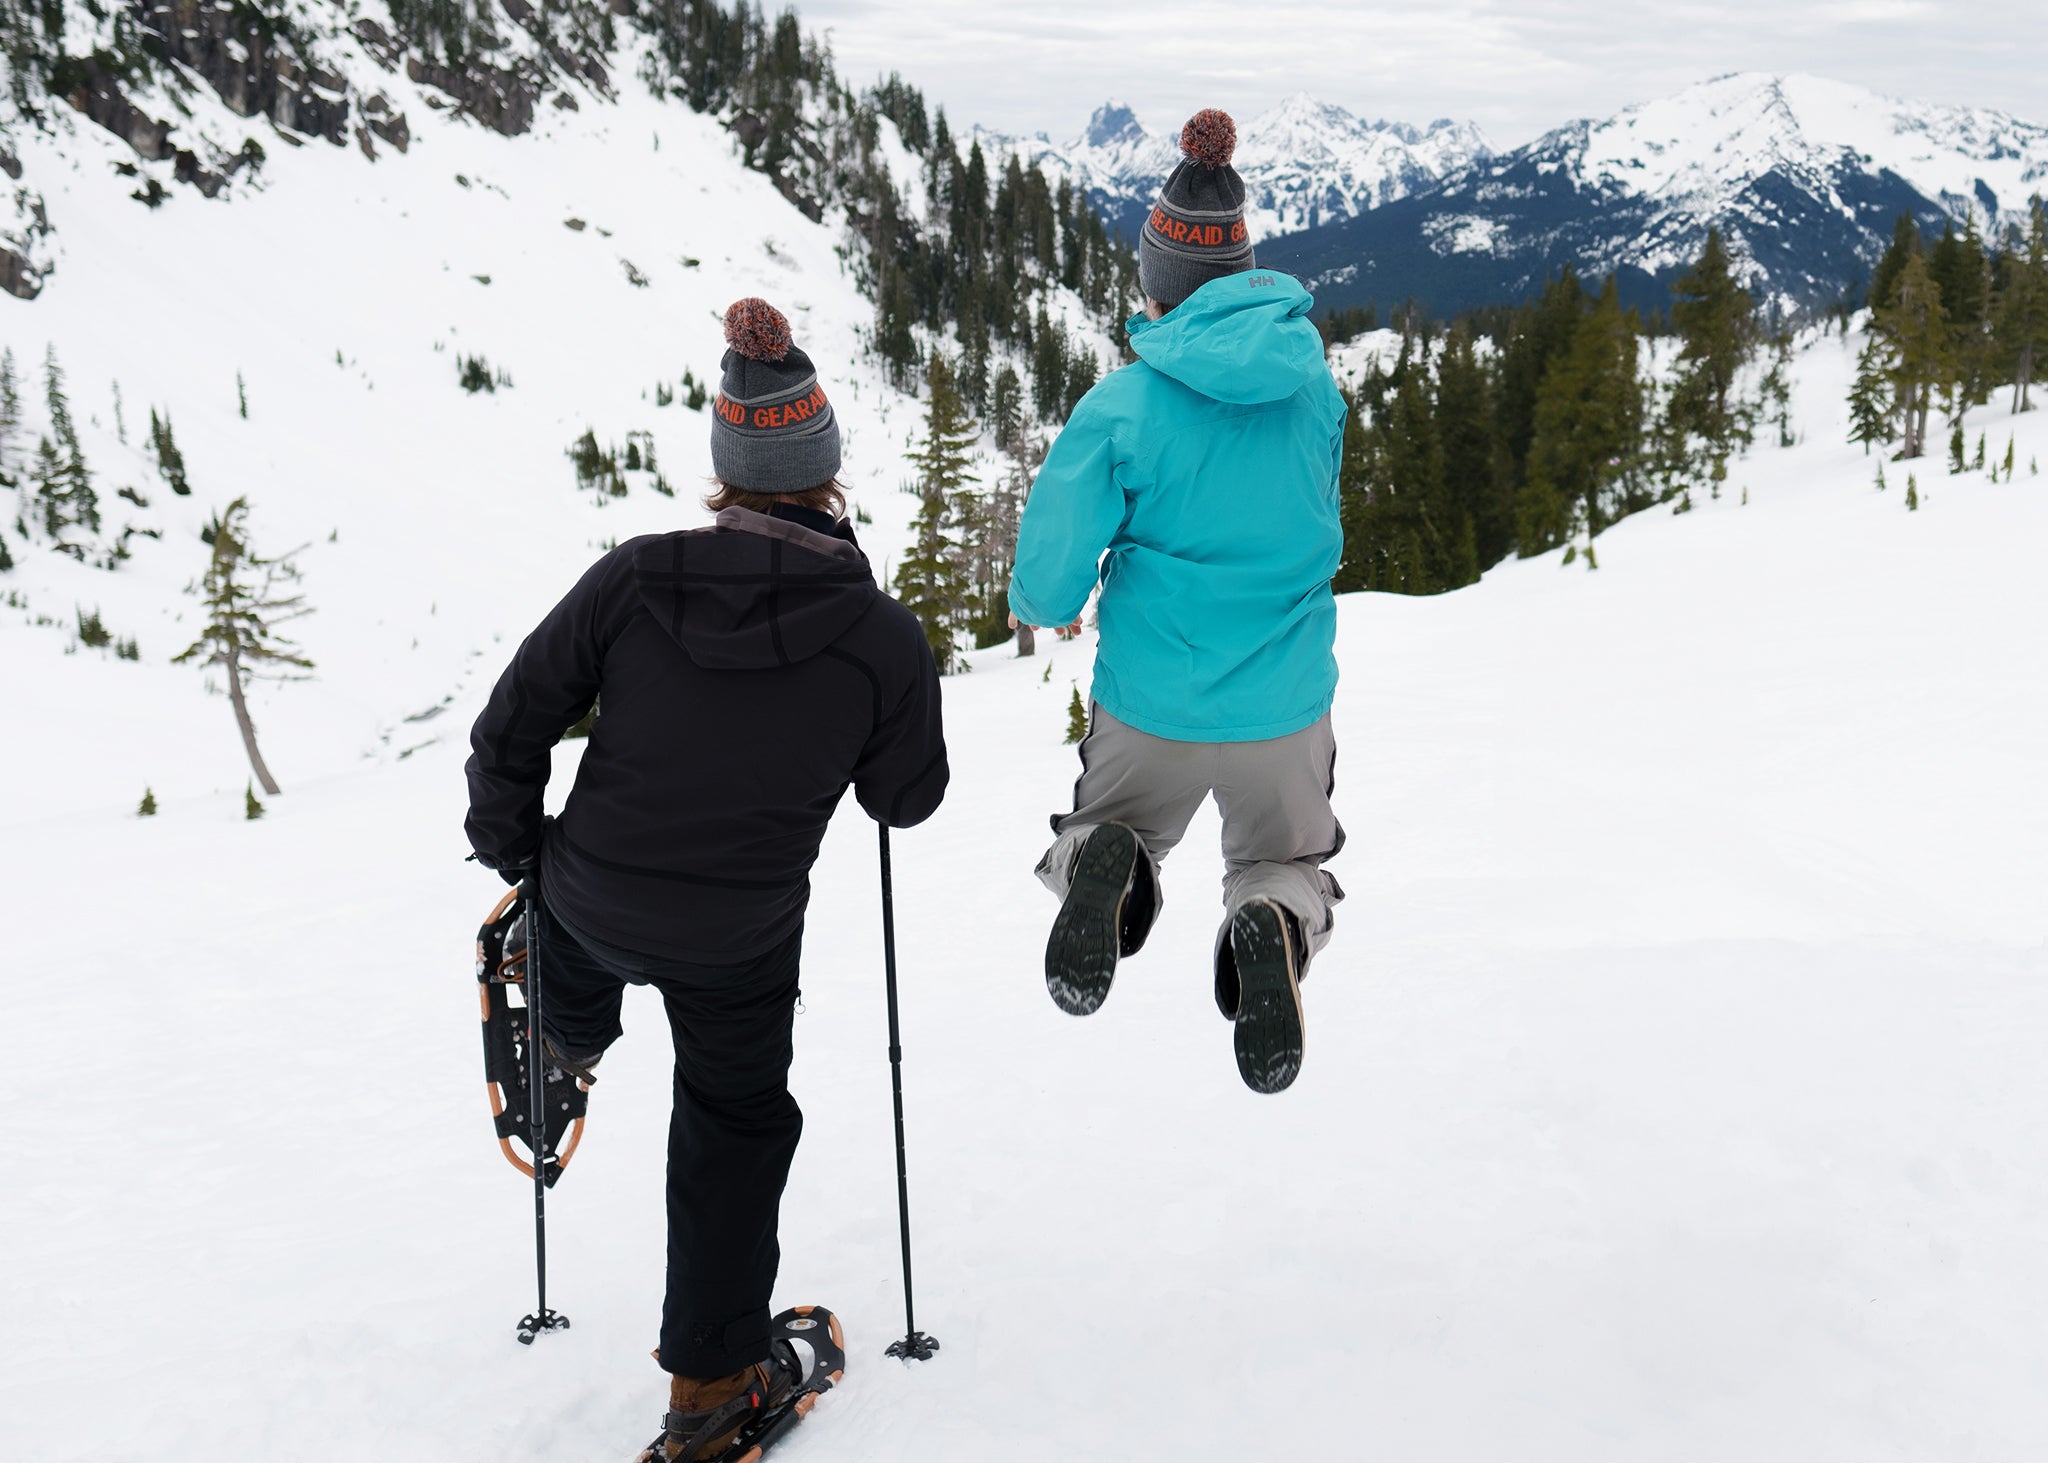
[[703, 476, 848, 520]]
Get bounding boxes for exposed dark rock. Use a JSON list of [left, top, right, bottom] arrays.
[[607, 0, 635, 14], [139, 0, 351, 146], [0, 245, 42, 300], [353, 18, 404, 71], [66, 58, 172, 160], [405, 56, 538, 137], [172, 148, 226, 198], [501, 0, 536, 24], [552, 90, 579, 112], [0, 148, 19, 182], [369, 110, 411, 153]]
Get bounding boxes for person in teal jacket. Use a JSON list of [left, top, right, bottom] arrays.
[[1009, 108, 1347, 1095]]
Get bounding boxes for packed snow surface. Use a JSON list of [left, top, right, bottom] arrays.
[[6, 321, 2048, 1459], [5, 44, 2048, 1458]]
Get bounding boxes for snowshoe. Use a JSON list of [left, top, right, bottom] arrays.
[[1045, 823, 1152, 1016], [1227, 898, 1306, 1095], [633, 1307, 848, 1463], [476, 886, 590, 1187]]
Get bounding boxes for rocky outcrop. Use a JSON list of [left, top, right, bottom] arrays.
[[405, 55, 539, 137], [138, 0, 357, 146], [0, 245, 42, 300], [65, 57, 172, 160]]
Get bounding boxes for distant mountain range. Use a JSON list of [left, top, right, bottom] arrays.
[[1260, 73, 2048, 319], [977, 95, 1491, 243]]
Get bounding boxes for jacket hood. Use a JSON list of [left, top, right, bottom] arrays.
[[631, 508, 879, 670], [1127, 270, 1326, 405]]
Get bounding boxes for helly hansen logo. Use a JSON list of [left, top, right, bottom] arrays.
[[1149, 209, 1248, 248], [714, 384, 830, 430], [1248, 274, 1277, 288]]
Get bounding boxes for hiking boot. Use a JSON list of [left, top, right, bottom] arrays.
[[542, 1033, 602, 1087], [1045, 824, 1152, 1016], [1226, 898, 1306, 1094], [636, 1308, 847, 1463], [643, 1360, 784, 1462]]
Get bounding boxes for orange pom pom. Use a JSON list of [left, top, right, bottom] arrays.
[[1179, 109, 1237, 169], [723, 298, 793, 362]]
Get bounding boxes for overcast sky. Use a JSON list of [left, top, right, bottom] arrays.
[[799, 0, 2048, 148]]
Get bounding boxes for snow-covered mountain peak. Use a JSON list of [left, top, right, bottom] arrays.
[[1082, 100, 1147, 150], [977, 94, 1489, 243], [1568, 71, 2048, 232]]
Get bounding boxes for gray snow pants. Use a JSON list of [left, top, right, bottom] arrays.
[[1036, 704, 1345, 969]]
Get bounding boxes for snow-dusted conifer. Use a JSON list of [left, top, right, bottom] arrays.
[[175, 497, 313, 797]]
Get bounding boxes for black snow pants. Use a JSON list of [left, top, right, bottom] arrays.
[[537, 901, 804, 1379]]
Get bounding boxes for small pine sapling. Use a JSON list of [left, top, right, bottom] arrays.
[[1906, 474, 1920, 511], [244, 782, 265, 820], [237, 371, 248, 419], [2002, 438, 2015, 481], [76, 605, 110, 648], [149, 408, 190, 495], [1064, 685, 1087, 744], [138, 787, 158, 816], [175, 497, 313, 796], [1874, 461, 1887, 492], [1974, 434, 1986, 471], [1947, 421, 1966, 474], [655, 381, 674, 407]]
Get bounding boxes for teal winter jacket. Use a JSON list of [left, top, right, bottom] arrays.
[[1009, 270, 1345, 742]]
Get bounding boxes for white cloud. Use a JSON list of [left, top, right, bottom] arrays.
[[800, 0, 2048, 149]]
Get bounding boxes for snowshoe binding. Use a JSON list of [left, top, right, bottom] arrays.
[[634, 1307, 848, 1463], [476, 886, 590, 1188], [1045, 823, 1154, 1016]]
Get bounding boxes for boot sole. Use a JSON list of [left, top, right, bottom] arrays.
[[1045, 826, 1139, 1017], [1230, 901, 1304, 1094]]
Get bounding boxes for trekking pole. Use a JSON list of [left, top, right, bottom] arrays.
[[878, 825, 939, 1362], [516, 877, 570, 1346]]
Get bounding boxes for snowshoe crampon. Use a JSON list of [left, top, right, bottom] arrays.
[[476, 886, 589, 1188], [634, 1307, 848, 1463]]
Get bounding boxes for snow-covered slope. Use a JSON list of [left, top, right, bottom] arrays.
[[1267, 72, 2048, 319], [7, 322, 2048, 1459], [980, 94, 1490, 244]]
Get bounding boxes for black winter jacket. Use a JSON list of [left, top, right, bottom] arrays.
[[465, 506, 948, 962]]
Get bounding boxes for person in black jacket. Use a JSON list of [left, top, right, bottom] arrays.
[[465, 299, 947, 1463]]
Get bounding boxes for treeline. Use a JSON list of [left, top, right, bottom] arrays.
[[851, 81, 1139, 415], [1334, 229, 1773, 594], [620, 2, 1137, 417], [1849, 202, 2048, 459]]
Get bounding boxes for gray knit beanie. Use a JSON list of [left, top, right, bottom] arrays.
[[708, 298, 842, 493], [1138, 108, 1255, 310]]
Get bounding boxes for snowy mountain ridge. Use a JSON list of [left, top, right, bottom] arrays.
[[977, 93, 1492, 243], [1267, 71, 2048, 319]]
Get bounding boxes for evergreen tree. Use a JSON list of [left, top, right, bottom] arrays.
[[149, 407, 191, 495], [1665, 228, 1759, 487], [1867, 212, 1924, 315], [1523, 278, 1644, 551], [893, 355, 979, 672], [245, 781, 266, 820], [138, 787, 157, 817], [1847, 334, 1895, 453], [1874, 246, 1951, 459], [0, 346, 20, 485], [1760, 333, 1796, 448], [1436, 325, 1510, 570], [1064, 685, 1087, 744], [1948, 419, 1966, 474], [1905, 473, 1919, 511], [36, 348, 99, 554], [174, 497, 313, 796], [1993, 200, 2048, 414]]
